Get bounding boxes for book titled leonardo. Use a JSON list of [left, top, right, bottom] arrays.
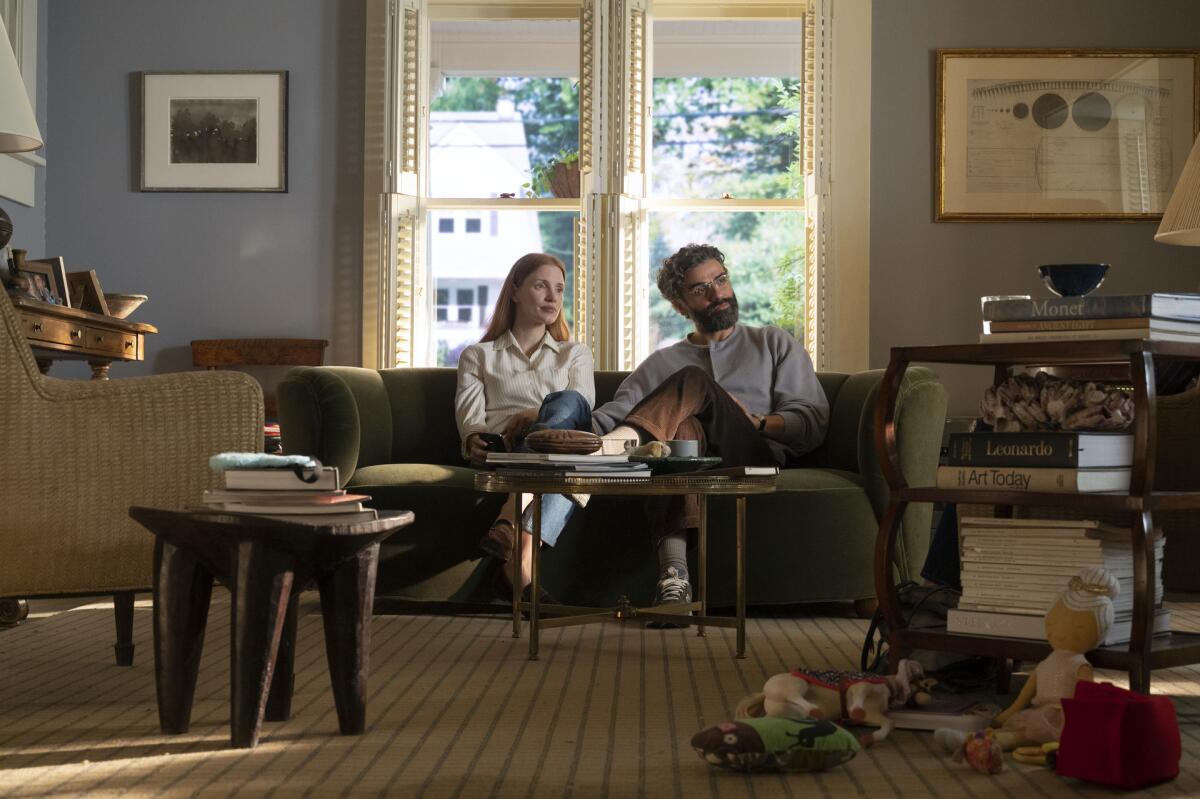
[[946, 431, 1133, 468], [982, 293, 1200, 323], [936, 465, 1131, 492]]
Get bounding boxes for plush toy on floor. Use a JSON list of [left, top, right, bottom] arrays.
[[936, 566, 1119, 757], [735, 658, 934, 746]]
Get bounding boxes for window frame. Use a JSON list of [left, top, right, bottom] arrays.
[[362, 0, 853, 372]]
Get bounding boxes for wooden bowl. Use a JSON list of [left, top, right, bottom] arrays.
[[104, 293, 148, 319]]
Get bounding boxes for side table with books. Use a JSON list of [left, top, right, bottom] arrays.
[[874, 339, 1200, 694], [128, 455, 410, 749]]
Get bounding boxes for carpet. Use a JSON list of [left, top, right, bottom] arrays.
[[2, 595, 1199, 798]]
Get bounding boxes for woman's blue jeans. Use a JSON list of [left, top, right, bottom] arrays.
[[514, 389, 592, 547]]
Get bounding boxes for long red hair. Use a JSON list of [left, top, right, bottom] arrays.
[[480, 253, 570, 343]]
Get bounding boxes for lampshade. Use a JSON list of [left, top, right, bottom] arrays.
[[0, 15, 40, 153], [1156, 134, 1200, 246]]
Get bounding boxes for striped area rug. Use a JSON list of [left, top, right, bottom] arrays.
[[2, 595, 1200, 797]]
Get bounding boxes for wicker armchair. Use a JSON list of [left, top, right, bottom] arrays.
[[0, 292, 263, 664]]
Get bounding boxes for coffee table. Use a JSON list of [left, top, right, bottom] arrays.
[[129, 506, 414, 748], [473, 472, 777, 660]]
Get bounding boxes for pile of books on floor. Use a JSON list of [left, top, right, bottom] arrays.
[[937, 428, 1132, 493], [205, 455, 378, 522], [981, 292, 1200, 344], [947, 516, 1170, 646], [485, 451, 651, 479]]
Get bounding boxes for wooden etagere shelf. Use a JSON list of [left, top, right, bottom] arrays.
[[874, 339, 1200, 694]]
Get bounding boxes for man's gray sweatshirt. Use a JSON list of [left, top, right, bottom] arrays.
[[592, 324, 829, 464]]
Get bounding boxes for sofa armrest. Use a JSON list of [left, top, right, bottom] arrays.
[[857, 366, 948, 582], [279, 364, 404, 485]]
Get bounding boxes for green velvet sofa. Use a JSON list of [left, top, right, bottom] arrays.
[[278, 366, 947, 608]]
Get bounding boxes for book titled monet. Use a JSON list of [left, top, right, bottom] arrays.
[[936, 465, 1131, 492], [946, 431, 1133, 468], [982, 293, 1200, 323]]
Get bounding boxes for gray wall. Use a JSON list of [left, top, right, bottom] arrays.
[[45, 0, 364, 379], [5, 0, 46, 255], [871, 0, 1200, 415]]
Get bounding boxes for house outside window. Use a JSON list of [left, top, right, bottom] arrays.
[[362, 0, 834, 371]]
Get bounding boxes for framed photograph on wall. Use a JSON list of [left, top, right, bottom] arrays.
[[936, 49, 1200, 220], [140, 70, 287, 192]]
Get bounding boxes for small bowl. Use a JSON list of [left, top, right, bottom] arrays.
[[104, 293, 148, 319], [1036, 264, 1109, 297]]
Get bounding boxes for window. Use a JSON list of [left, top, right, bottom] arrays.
[[363, 0, 824, 371], [436, 288, 449, 322]]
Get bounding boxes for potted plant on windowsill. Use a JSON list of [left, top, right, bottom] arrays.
[[526, 149, 580, 198]]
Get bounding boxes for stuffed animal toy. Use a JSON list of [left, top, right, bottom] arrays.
[[937, 566, 1118, 755], [691, 717, 860, 772], [735, 658, 934, 746], [956, 729, 1005, 774]]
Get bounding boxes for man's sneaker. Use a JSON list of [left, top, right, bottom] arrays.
[[646, 566, 692, 629]]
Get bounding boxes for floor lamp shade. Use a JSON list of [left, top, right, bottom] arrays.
[[1156, 135, 1200, 247], [0, 15, 40, 153]]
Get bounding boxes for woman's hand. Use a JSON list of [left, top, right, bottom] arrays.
[[502, 409, 539, 446], [466, 433, 491, 467]]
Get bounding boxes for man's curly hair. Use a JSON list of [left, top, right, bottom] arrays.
[[655, 244, 726, 304]]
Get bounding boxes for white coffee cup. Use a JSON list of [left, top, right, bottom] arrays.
[[665, 439, 700, 458]]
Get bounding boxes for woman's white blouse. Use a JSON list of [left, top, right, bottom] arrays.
[[454, 330, 595, 457]]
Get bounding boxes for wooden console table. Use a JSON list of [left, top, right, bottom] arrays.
[[10, 295, 157, 379], [874, 339, 1200, 694]]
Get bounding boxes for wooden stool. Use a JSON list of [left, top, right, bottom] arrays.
[[129, 507, 414, 748]]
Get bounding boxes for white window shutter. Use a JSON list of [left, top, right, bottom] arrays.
[[804, 0, 831, 369]]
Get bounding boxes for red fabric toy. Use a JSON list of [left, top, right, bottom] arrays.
[[1056, 681, 1180, 789]]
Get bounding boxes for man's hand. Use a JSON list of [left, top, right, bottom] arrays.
[[501, 409, 539, 446]]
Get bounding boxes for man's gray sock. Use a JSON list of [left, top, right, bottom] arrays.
[[656, 533, 688, 578]]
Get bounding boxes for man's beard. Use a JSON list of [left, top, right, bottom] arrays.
[[691, 293, 739, 333]]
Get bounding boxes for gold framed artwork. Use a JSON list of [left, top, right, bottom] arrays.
[[67, 269, 110, 315], [936, 49, 1200, 221]]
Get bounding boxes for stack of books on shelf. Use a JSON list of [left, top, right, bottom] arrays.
[[485, 451, 651, 479], [981, 293, 1200, 343], [947, 516, 1170, 646], [206, 458, 378, 522], [937, 429, 1133, 493]]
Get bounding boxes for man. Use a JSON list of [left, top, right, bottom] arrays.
[[592, 243, 829, 624]]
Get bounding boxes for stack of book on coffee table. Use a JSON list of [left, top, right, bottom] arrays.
[[485, 451, 651, 479], [980, 293, 1200, 343], [946, 516, 1169, 646], [205, 453, 377, 522]]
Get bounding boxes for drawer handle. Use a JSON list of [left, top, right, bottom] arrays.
[[70, 329, 83, 340], [124, 340, 133, 349], [95, 335, 104, 343], [31, 322, 42, 332]]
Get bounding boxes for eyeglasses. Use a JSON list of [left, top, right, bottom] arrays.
[[686, 272, 730, 298]]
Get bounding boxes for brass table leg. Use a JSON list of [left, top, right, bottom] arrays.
[[697, 495, 707, 637], [511, 493, 521, 639], [529, 494, 542, 661], [736, 495, 746, 658]]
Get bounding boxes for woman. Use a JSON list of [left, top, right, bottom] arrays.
[[455, 253, 595, 600]]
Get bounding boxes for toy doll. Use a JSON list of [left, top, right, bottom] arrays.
[[938, 566, 1119, 755]]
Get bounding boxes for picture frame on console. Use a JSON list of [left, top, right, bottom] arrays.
[[19, 257, 70, 306], [139, 70, 288, 193], [936, 49, 1200, 221], [67, 269, 110, 315]]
